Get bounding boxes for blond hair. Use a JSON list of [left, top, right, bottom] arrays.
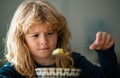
[[5, 0, 73, 77]]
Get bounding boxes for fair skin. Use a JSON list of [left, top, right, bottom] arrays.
[[90, 32, 115, 51], [25, 24, 57, 66], [25, 24, 114, 66]]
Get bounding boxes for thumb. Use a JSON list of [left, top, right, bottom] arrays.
[[89, 43, 98, 50]]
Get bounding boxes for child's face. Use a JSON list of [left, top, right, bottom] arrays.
[[25, 24, 57, 61]]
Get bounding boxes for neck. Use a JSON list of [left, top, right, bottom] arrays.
[[34, 56, 55, 66]]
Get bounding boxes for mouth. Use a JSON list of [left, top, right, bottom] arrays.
[[38, 47, 49, 50]]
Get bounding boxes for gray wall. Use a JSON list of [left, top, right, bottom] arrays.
[[0, 0, 23, 52], [0, 0, 120, 63], [47, 0, 120, 63]]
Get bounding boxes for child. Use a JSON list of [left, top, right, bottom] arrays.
[[0, 0, 119, 78]]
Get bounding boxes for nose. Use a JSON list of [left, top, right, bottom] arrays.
[[39, 35, 48, 45]]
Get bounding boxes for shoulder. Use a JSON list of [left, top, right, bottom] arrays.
[[0, 62, 24, 78], [72, 52, 82, 60], [72, 52, 107, 78], [72, 52, 88, 68], [72, 52, 86, 61], [72, 52, 99, 69]]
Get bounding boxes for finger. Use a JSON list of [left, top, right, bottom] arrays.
[[89, 32, 103, 50], [95, 32, 103, 45], [103, 38, 115, 50], [104, 34, 112, 45], [108, 38, 115, 47], [94, 32, 104, 49], [95, 32, 108, 49], [101, 32, 107, 45], [89, 43, 97, 50]]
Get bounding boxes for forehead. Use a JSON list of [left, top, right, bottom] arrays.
[[27, 23, 56, 33]]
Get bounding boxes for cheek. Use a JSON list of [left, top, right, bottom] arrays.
[[25, 37, 35, 49], [51, 37, 58, 48]]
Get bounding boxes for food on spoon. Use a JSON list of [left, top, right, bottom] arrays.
[[52, 48, 64, 55]]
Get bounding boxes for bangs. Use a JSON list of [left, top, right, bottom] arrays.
[[23, 22, 58, 34]]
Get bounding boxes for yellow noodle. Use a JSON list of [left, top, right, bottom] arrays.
[[55, 53, 74, 68]]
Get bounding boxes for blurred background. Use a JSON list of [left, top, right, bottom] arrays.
[[0, 0, 120, 66]]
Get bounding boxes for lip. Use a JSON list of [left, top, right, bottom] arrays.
[[38, 47, 49, 50]]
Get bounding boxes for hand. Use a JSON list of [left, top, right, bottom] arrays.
[[89, 32, 115, 51]]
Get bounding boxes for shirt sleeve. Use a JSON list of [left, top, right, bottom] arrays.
[[0, 62, 25, 78], [72, 45, 119, 78], [72, 52, 107, 78], [96, 45, 119, 78]]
